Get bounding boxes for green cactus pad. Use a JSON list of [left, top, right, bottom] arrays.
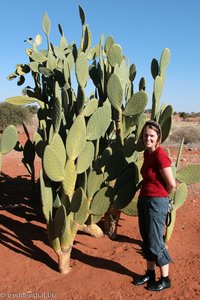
[[105, 150, 128, 181], [74, 188, 89, 225], [115, 60, 129, 92], [139, 77, 146, 91], [89, 63, 100, 87], [86, 99, 111, 140], [38, 67, 54, 77], [31, 51, 47, 63], [107, 44, 123, 67], [161, 116, 172, 143], [53, 205, 67, 238], [0, 125, 18, 155], [60, 35, 68, 51], [114, 163, 139, 193], [120, 197, 138, 216], [53, 86, 62, 133], [76, 141, 94, 174], [104, 35, 115, 55], [159, 105, 173, 127], [39, 170, 53, 223], [42, 12, 51, 36], [91, 215, 103, 224], [174, 183, 188, 209], [50, 133, 66, 167], [87, 45, 100, 60], [160, 48, 170, 74], [98, 147, 112, 168], [61, 218, 78, 248], [123, 134, 136, 158], [79, 5, 85, 26], [129, 64, 137, 82], [151, 58, 159, 79], [135, 113, 147, 141], [90, 186, 112, 215], [75, 52, 89, 88], [107, 73, 123, 110], [6, 95, 44, 108], [70, 187, 84, 213], [164, 208, 176, 242], [153, 75, 163, 103], [176, 164, 200, 185], [62, 159, 77, 197], [77, 171, 87, 193], [47, 221, 61, 251], [83, 98, 98, 117], [53, 194, 62, 208], [113, 181, 137, 210], [171, 162, 177, 179], [87, 170, 104, 199], [34, 133, 45, 158], [43, 145, 65, 182], [29, 62, 39, 73], [66, 115, 86, 160], [47, 52, 57, 71], [175, 139, 184, 168], [81, 25, 92, 53], [124, 91, 148, 116]]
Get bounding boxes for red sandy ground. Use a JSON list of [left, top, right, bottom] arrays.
[[0, 127, 200, 300]]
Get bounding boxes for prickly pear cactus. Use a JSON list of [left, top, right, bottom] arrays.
[[5, 5, 176, 272]]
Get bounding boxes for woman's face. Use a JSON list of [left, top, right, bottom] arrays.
[[143, 127, 159, 152]]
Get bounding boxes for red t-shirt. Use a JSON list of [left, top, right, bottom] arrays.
[[139, 146, 171, 197]]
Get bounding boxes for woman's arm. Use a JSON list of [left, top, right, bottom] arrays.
[[159, 167, 176, 194]]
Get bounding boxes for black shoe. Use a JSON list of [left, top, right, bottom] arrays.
[[133, 270, 155, 286], [147, 277, 171, 291]]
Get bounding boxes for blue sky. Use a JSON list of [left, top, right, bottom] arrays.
[[1, 0, 199, 113]]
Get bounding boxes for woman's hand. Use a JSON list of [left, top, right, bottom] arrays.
[[159, 167, 176, 194]]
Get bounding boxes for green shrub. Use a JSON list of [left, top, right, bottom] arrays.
[[0, 102, 37, 129], [179, 112, 188, 119]]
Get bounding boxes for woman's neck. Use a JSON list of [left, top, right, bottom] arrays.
[[147, 145, 159, 153]]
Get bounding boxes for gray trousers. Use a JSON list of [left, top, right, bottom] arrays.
[[137, 196, 172, 267]]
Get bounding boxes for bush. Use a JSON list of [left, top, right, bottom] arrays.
[[0, 102, 37, 129], [170, 126, 200, 144], [179, 112, 188, 119]]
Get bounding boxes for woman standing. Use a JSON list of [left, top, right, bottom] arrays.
[[133, 120, 176, 291]]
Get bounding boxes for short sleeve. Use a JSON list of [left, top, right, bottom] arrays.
[[156, 147, 171, 169]]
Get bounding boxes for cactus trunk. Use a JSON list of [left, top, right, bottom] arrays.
[[78, 224, 104, 237], [104, 210, 121, 240], [57, 246, 73, 274]]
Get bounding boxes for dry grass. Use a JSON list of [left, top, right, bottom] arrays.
[[165, 115, 200, 148]]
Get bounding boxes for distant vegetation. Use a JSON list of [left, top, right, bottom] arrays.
[[145, 109, 200, 119], [0, 102, 38, 130], [0, 104, 199, 145]]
